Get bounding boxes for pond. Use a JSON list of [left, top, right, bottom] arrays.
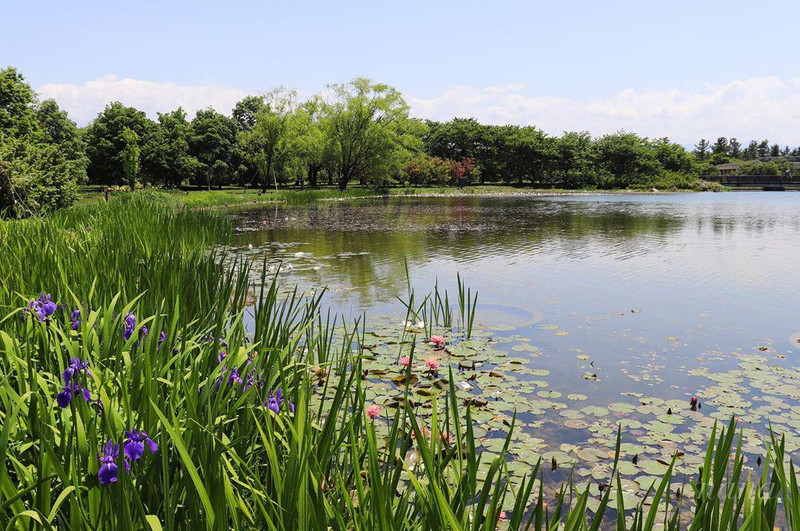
[[227, 192, 800, 503]]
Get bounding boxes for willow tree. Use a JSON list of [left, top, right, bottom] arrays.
[[240, 88, 299, 192], [321, 78, 421, 190]]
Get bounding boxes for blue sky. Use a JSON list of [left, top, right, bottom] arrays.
[[3, 0, 800, 144]]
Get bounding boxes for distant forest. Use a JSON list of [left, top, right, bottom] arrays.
[[2, 66, 798, 216]]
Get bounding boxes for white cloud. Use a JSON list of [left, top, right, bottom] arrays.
[[37, 75, 800, 145], [407, 76, 800, 146], [38, 75, 248, 124]]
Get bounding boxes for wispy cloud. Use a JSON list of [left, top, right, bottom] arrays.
[[38, 75, 248, 124], [408, 76, 800, 145], [38, 75, 800, 145]]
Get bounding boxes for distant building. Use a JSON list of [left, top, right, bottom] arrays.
[[715, 163, 740, 176]]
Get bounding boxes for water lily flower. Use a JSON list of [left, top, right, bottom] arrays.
[[399, 355, 410, 366], [366, 404, 381, 419], [265, 388, 294, 414], [123, 429, 158, 466], [97, 440, 120, 486], [429, 335, 446, 348], [425, 357, 440, 372], [403, 319, 425, 332]]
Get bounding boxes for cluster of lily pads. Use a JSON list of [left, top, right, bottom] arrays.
[[306, 310, 798, 517]]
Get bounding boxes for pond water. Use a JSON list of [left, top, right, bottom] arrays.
[[227, 192, 800, 503]]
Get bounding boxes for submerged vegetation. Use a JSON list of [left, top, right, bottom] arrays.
[[1, 193, 800, 529]]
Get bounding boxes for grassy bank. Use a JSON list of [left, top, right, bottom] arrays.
[[77, 181, 723, 211], [0, 193, 792, 530]]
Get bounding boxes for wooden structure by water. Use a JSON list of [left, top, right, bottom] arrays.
[[703, 174, 800, 190]]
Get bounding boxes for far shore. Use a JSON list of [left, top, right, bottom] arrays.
[[78, 184, 719, 210]]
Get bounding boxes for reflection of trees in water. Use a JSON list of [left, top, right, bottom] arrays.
[[231, 196, 798, 306]]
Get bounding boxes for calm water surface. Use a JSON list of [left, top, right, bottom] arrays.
[[228, 192, 800, 487]]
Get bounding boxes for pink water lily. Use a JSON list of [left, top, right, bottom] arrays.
[[429, 335, 446, 348], [366, 404, 381, 419], [425, 357, 440, 371], [399, 355, 410, 366]]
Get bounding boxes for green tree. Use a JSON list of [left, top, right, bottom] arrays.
[[728, 138, 741, 158], [743, 140, 759, 160], [291, 97, 328, 187], [85, 102, 156, 184], [121, 127, 140, 190], [757, 140, 770, 158], [189, 108, 238, 190], [711, 137, 729, 155], [146, 108, 199, 187], [651, 137, 693, 173], [0, 67, 38, 137], [232, 95, 265, 131], [321, 78, 421, 190], [424, 118, 484, 162], [553, 131, 593, 188], [240, 88, 299, 192], [693, 139, 710, 160], [506, 126, 554, 185], [0, 67, 83, 216], [592, 132, 661, 188]]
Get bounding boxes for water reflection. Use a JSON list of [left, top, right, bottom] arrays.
[[232, 193, 800, 316]]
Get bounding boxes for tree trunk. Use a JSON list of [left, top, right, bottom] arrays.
[[308, 165, 318, 188], [338, 170, 349, 191]]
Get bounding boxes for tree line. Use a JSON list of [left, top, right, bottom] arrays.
[[3, 65, 798, 217], [694, 137, 800, 163]]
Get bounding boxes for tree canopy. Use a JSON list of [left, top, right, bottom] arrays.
[[0, 67, 86, 216], [4, 64, 800, 218]]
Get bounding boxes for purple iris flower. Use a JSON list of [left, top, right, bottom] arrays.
[[27, 293, 58, 322], [123, 429, 158, 466], [136, 326, 149, 347], [97, 440, 120, 486], [57, 358, 92, 408], [123, 313, 136, 340], [70, 308, 81, 330], [243, 370, 264, 391], [265, 388, 294, 414], [202, 332, 228, 347], [123, 313, 149, 346], [157, 331, 167, 349], [56, 387, 72, 408]]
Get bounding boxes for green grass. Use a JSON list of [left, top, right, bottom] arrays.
[[77, 183, 708, 212], [0, 192, 795, 530]]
